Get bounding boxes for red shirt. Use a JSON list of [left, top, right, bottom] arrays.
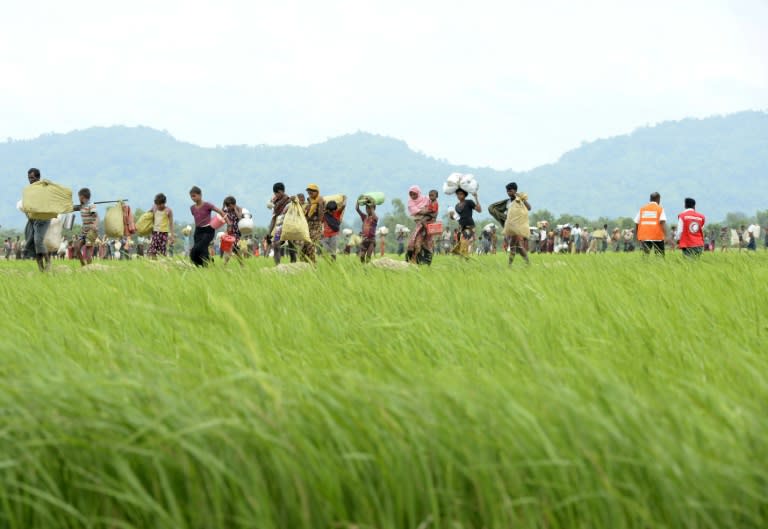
[[676, 209, 706, 248], [427, 200, 438, 220], [323, 210, 343, 238]]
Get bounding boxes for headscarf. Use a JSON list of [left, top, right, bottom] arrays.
[[306, 184, 321, 219], [407, 185, 430, 217]]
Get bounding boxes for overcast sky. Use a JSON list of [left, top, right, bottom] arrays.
[[1, 0, 766, 170]]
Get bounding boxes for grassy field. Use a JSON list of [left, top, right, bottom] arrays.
[[1, 251, 767, 529]]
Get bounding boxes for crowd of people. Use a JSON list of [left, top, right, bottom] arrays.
[[12, 168, 768, 272]]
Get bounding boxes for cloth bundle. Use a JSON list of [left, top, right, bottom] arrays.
[[442, 173, 479, 195]]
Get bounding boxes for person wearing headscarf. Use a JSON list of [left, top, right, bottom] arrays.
[[406, 186, 439, 264], [301, 183, 325, 264], [268, 182, 296, 265]]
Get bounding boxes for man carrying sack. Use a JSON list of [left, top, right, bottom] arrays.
[[21, 168, 74, 272], [502, 182, 531, 266]]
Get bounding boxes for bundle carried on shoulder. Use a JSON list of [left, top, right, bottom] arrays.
[[105, 202, 125, 238], [378, 226, 390, 236], [503, 195, 530, 238], [488, 200, 508, 225], [136, 211, 154, 236], [22, 180, 73, 220], [280, 198, 311, 243]]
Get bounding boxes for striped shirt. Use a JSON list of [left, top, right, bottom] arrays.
[[80, 203, 98, 232]]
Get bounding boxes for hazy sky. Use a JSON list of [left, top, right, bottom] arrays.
[[1, 0, 766, 170]]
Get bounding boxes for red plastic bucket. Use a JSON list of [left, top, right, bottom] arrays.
[[426, 222, 443, 235], [220, 234, 236, 252]]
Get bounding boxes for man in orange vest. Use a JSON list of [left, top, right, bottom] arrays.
[[634, 192, 667, 256], [675, 197, 706, 258]]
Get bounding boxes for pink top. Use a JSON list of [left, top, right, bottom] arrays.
[[191, 202, 215, 227]]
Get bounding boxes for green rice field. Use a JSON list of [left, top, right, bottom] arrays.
[[1, 251, 767, 528]]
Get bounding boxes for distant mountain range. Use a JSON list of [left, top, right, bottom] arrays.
[[2, 110, 766, 229]]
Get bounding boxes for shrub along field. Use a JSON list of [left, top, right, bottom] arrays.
[[1, 252, 767, 529]]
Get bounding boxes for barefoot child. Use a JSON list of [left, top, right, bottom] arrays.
[[222, 196, 245, 267], [189, 186, 225, 267], [147, 193, 174, 258], [356, 198, 378, 263], [73, 188, 98, 266], [322, 200, 345, 261]]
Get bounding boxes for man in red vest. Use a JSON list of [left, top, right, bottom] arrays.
[[634, 192, 667, 256], [675, 198, 706, 258]]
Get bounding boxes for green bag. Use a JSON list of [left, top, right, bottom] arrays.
[[136, 211, 154, 236], [280, 199, 311, 243], [488, 199, 508, 226], [22, 180, 73, 220], [504, 199, 530, 238], [105, 203, 124, 238]]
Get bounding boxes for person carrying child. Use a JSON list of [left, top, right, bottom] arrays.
[[406, 186, 438, 264]]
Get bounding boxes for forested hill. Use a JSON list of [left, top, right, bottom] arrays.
[[1, 110, 766, 229]]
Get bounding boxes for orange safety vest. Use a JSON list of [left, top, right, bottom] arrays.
[[637, 202, 665, 241]]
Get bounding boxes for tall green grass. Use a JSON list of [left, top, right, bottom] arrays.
[[1, 252, 767, 528]]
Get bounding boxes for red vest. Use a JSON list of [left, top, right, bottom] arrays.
[[677, 209, 705, 248]]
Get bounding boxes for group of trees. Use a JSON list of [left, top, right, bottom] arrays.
[[3, 111, 766, 233]]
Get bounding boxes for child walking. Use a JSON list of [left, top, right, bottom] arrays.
[[189, 186, 225, 267], [222, 196, 245, 267], [356, 199, 378, 263], [147, 193, 174, 258], [73, 188, 98, 266], [322, 200, 345, 261]]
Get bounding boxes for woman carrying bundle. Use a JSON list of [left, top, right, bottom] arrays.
[[451, 188, 481, 257], [406, 186, 438, 264]]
